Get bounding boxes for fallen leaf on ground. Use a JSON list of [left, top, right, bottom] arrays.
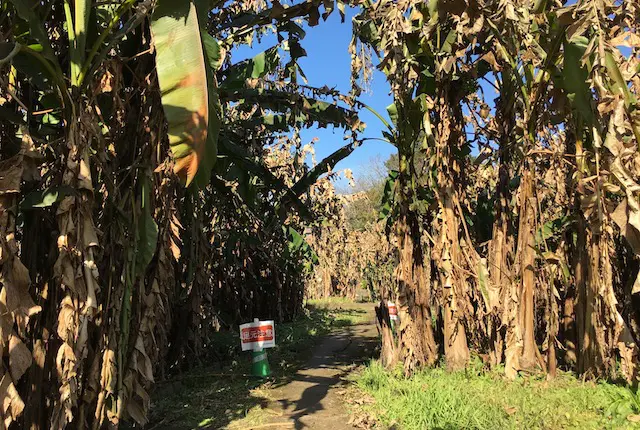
[[504, 406, 517, 415]]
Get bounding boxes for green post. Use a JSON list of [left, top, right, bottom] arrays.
[[251, 348, 271, 377]]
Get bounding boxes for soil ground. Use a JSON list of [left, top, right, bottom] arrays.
[[225, 302, 378, 430]]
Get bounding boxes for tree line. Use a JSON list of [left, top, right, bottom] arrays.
[[342, 0, 640, 383]]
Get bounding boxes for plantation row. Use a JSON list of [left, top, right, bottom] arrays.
[[312, 0, 640, 383], [0, 0, 359, 427]]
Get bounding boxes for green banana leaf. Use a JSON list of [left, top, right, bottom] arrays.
[[151, 0, 220, 186], [135, 175, 159, 276], [561, 37, 594, 125]]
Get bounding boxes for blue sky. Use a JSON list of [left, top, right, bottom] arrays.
[[232, 5, 635, 187], [233, 7, 395, 184]]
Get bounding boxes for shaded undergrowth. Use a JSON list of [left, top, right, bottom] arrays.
[[351, 359, 639, 430]]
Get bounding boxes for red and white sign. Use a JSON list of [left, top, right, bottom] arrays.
[[388, 301, 398, 321], [240, 319, 275, 351]]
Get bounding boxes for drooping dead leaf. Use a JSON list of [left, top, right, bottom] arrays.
[[8, 336, 31, 382], [0, 373, 25, 427], [611, 32, 640, 48], [612, 199, 640, 276], [0, 155, 23, 196]]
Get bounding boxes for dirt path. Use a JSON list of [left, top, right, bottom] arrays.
[[230, 303, 378, 430]]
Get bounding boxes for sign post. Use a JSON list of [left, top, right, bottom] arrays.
[[251, 349, 270, 377], [387, 301, 398, 332], [240, 318, 275, 377]]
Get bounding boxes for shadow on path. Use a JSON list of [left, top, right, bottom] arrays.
[[235, 309, 379, 430]]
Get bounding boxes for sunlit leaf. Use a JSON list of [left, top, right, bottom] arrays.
[[151, 0, 219, 186], [561, 37, 594, 124], [20, 186, 75, 210]]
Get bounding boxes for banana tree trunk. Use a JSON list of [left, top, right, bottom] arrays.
[[433, 86, 470, 371], [323, 266, 332, 298], [376, 300, 398, 368], [569, 193, 588, 370], [487, 100, 514, 368], [488, 212, 508, 366], [438, 185, 470, 370], [577, 227, 623, 376], [395, 155, 438, 373], [515, 168, 538, 371], [52, 117, 100, 429]]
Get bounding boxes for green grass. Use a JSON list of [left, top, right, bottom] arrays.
[[307, 298, 373, 325], [352, 359, 638, 430], [307, 296, 356, 305], [147, 302, 368, 429]]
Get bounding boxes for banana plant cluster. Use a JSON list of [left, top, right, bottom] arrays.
[[0, 0, 362, 427], [346, 0, 640, 381]]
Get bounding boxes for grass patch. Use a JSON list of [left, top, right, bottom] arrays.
[[147, 303, 367, 429], [307, 296, 356, 305], [307, 298, 372, 326], [352, 359, 637, 430]]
